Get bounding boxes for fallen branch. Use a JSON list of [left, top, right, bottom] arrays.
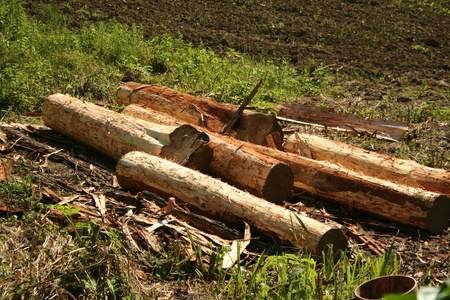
[[116, 151, 348, 256], [222, 78, 263, 134]]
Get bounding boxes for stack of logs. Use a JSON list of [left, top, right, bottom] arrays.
[[41, 82, 450, 256]]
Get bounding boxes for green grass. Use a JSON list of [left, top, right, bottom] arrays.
[[0, 170, 402, 299], [0, 0, 341, 118]]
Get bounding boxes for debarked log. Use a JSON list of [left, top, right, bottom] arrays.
[[41, 94, 213, 171], [250, 144, 450, 234], [122, 104, 294, 203], [116, 151, 348, 255], [116, 82, 283, 145], [283, 132, 450, 196]]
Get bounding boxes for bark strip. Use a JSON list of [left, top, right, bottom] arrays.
[[276, 103, 408, 141]]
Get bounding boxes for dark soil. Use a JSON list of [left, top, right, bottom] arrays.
[[9, 0, 450, 295], [23, 0, 450, 169], [23, 0, 449, 103]]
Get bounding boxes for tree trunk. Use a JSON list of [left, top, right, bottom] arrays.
[[247, 142, 450, 234], [42, 94, 212, 172], [116, 151, 348, 256], [284, 132, 450, 196], [122, 104, 294, 203], [116, 82, 283, 145]]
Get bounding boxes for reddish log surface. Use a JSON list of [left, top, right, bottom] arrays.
[[284, 132, 450, 196], [122, 104, 294, 203], [117, 82, 283, 145]]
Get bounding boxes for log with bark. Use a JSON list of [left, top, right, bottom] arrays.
[[247, 143, 450, 234], [283, 132, 450, 196], [122, 104, 294, 203], [276, 103, 408, 141], [121, 104, 450, 233], [116, 82, 283, 145], [41, 94, 213, 172], [116, 151, 348, 256]]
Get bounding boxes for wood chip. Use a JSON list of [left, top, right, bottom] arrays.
[[222, 222, 251, 269]]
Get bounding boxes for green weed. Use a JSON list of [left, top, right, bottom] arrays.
[[0, 0, 341, 119]]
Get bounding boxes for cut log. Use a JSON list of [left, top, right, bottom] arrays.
[[284, 132, 450, 196], [122, 104, 294, 203], [276, 103, 408, 141], [121, 105, 449, 232], [245, 143, 450, 234], [116, 151, 348, 255], [116, 82, 283, 145], [41, 94, 212, 171]]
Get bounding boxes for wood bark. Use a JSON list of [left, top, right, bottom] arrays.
[[120, 105, 449, 233], [116, 151, 348, 255], [245, 142, 450, 234], [116, 82, 283, 145], [122, 104, 294, 203], [276, 103, 408, 141], [41, 94, 212, 171], [284, 132, 450, 196]]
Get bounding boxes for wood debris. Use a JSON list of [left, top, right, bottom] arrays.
[[275, 103, 408, 141]]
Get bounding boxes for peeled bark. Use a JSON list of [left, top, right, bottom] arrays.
[[284, 132, 450, 196], [116, 82, 283, 145], [42, 94, 212, 171], [122, 104, 294, 203], [116, 151, 348, 255], [276, 103, 408, 141]]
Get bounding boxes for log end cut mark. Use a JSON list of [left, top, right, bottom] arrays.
[[263, 163, 294, 204], [427, 195, 450, 235], [316, 228, 348, 257], [161, 124, 213, 173]]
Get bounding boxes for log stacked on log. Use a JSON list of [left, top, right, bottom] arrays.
[[120, 97, 450, 234], [41, 87, 450, 236], [116, 82, 283, 145], [116, 151, 348, 256], [122, 104, 294, 203], [284, 132, 450, 196], [242, 141, 450, 234], [42, 94, 213, 171]]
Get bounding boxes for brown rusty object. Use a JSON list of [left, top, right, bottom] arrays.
[[354, 275, 417, 300]]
